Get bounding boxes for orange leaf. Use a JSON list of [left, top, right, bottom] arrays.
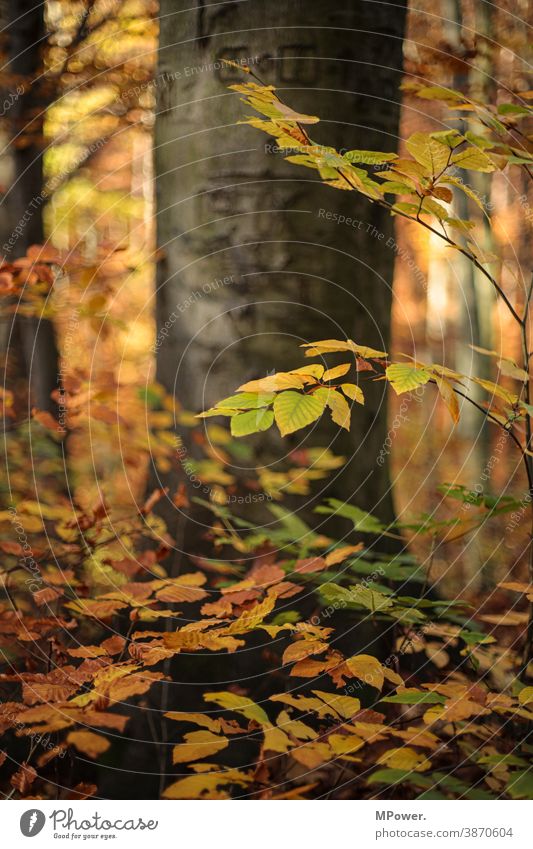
[[32, 408, 63, 433], [294, 557, 327, 574], [282, 639, 328, 664], [11, 762, 37, 795], [324, 544, 364, 566], [67, 730, 110, 758]]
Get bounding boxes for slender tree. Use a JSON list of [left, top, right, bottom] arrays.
[[154, 0, 407, 547], [3, 0, 58, 413]]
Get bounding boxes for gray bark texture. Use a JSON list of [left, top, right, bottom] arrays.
[[154, 0, 407, 546], [3, 0, 59, 414]]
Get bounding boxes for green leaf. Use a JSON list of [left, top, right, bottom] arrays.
[[459, 629, 496, 647], [506, 769, 533, 799], [197, 407, 239, 419], [368, 768, 432, 787], [464, 131, 494, 150], [320, 582, 394, 612], [381, 690, 446, 705], [381, 180, 417, 196], [138, 385, 164, 408], [217, 392, 275, 409], [411, 85, 465, 104], [343, 150, 398, 165], [230, 408, 274, 437], [315, 498, 385, 533], [386, 363, 431, 394], [273, 390, 326, 436], [497, 103, 531, 116], [268, 504, 316, 545], [478, 754, 527, 768], [392, 201, 421, 215]]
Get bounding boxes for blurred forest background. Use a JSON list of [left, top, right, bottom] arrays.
[[2, 0, 530, 592]]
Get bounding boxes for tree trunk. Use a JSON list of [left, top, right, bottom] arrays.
[[154, 0, 407, 548], [3, 0, 59, 414]]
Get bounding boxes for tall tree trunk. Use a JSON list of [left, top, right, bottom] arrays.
[[4, 0, 59, 414], [155, 0, 407, 549]]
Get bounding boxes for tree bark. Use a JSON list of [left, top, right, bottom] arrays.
[[3, 0, 59, 414], [154, 0, 407, 548]]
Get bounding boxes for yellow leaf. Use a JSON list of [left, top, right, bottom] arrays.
[[391, 727, 440, 749], [313, 387, 351, 430], [223, 593, 277, 635], [345, 655, 384, 691], [290, 657, 328, 677], [204, 692, 270, 726], [423, 705, 445, 725], [442, 175, 487, 211], [497, 360, 529, 382], [263, 726, 291, 752], [270, 693, 339, 719], [441, 697, 490, 722], [471, 377, 518, 405], [276, 711, 317, 741], [328, 733, 364, 757], [106, 671, 165, 703], [163, 768, 251, 799], [312, 690, 361, 719], [67, 731, 110, 759], [429, 363, 464, 381], [479, 611, 529, 626], [323, 363, 352, 381], [383, 666, 403, 685], [302, 339, 388, 359], [291, 742, 332, 768], [221, 58, 251, 73], [378, 746, 430, 771], [289, 364, 325, 379], [340, 383, 364, 404], [435, 376, 460, 423], [518, 687, 533, 706], [406, 132, 449, 174], [238, 372, 305, 392], [498, 581, 533, 601], [172, 730, 228, 764], [275, 101, 319, 124], [424, 643, 450, 669], [164, 711, 222, 733]]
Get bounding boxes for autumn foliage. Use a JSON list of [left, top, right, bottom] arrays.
[[1, 8, 533, 802]]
